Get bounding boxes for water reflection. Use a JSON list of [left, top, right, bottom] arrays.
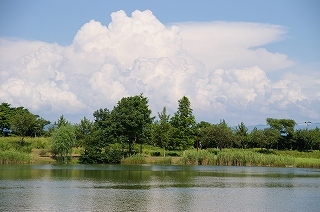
[[1, 165, 320, 211]]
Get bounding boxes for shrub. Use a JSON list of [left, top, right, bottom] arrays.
[[105, 149, 123, 164]]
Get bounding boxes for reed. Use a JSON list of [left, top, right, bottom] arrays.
[[121, 154, 146, 164], [182, 149, 300, 167], [183, 150, 216, 165], [294, 158, 320, 168], [0, 150, 30, 164], [153, 157, 172, 165]]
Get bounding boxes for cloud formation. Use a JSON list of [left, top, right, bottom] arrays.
[[0, 10, 319, 125]]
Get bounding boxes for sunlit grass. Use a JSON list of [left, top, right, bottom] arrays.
[[121, 154, 146, 164], [1, 137, 320, 167]]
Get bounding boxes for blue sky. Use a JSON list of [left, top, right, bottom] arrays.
[[1, 0, 319, 62], [0, 0, 319, 125]]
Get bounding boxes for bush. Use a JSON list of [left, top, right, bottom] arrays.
[[105, 149, 123, 164], [79, 148, 122, 164]]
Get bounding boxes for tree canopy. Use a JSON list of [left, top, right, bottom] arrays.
[[2, 95, 320, 165], [170, 96, 196, 151], [0, 102, 50, 139], [111, 94, 153, 154]]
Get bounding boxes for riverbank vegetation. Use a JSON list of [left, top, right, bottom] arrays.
[[1, 95, 320, 168], [0, 137, 319, 167]]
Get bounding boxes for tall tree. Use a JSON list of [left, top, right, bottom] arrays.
[[262, 128, 280, 149], [75, 116, 94, 148], [234, 122, 249, 149], [33, 117, 51, 137], [51, 124, 76, 163], [249, 127, 264, 148], [55, 115, 70, 128], [10, 107, 37, 145], [0, 102, 12, 136], [111, 94, 153, 155], [214, 120, 234, 150], [170, 96, 196, 152], [153, 107, 173, 156], [198, 124, 215, 149], [266, 118, 296, 149]]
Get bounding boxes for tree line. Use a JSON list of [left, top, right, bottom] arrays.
[[0, 103, 50, 144], [1, 94, 319, 163]]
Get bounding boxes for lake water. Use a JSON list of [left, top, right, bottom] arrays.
[[1, 164, 320, 212]]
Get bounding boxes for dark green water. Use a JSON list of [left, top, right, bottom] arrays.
[[1, 165, 320, 212]]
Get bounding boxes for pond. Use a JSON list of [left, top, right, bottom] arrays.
[[1, 164, 320, 211]]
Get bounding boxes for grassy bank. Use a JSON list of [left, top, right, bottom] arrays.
[[0, 137, 52, 164], [181, 149, 320, 168], [124, 147, 320, 168], [1, 137, 320, 168]]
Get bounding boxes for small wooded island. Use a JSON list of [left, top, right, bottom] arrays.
[[1, 95, 319, 168]]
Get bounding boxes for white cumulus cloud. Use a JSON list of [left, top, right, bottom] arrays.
[[0, 10, 318, 125]]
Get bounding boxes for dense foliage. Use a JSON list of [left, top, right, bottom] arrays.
[[0, 103, 50, 141], [51, 124, 75, 163], [1, 94, 320, 164]]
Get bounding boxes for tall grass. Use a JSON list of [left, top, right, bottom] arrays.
[[121, 154, 146, 164], [182, 149, 300, 167], [0, 137, 48, 164], [153, 157, 172, 165], [182, 150, 216, 165], [275, 150, 320, 159], [0, 150, 30, 164], [294, 158, 320, 168], [30, 137, 51, 149]]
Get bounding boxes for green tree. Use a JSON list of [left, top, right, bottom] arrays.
[[111, 94, 153, 155], [310, 127, 320, 150], [262, 128, 280, 149], [32, 116, 51, 137], [266, 118, 296, 149], [295, 127, 320, 151], [0, 103, 50, 138], [153, 107, 173, 156], [234, 122, 249, 149], [55, 115, 70, 128], [170, 96, 196, 152], [75, 116, 94, 148], [198, 120, 234, 150], [0, 102, 12, 136], [249, 127, 264, 148], [214, 120, 234, 150], [10, 107, 37, 145], [51, 124, 76, 163], [198, 124, 215, 149]]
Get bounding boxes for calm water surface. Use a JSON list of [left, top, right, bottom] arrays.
[[1, 164, 319, 212]]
